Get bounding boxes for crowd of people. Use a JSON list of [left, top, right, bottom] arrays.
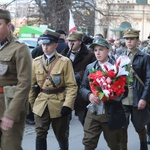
[[0, 9, 150, 150]]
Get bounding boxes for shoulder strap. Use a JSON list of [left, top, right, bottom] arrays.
[[40, 56, 61, 89], [40, 57, 48, 73], [130, 68, 144, 86]]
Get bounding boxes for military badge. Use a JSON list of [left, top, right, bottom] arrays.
[[53, 75, 61, 86], [0, 64, 8, 75]]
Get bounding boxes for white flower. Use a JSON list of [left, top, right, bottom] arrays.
[[103, 89, 110, 97], [116, 66, 129, 77], [116, 55, 131, 67]]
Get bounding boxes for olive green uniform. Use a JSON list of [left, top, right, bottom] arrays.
[[0, 33, 32, 150]]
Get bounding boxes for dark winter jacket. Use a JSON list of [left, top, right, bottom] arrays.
[[31, 45, 43, 59], [131, 49, 150, 106], [61, 42, 96, 111], [56, 39, 68, 53]]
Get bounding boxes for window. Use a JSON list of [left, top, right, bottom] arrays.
[[136, 0, 147, 4]]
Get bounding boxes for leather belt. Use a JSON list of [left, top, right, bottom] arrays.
[[0, 87, 4, 93], [41, 87, 65, 94]]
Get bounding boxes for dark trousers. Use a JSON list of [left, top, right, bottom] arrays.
[[83, 110, 121, 150], [34, 107, 69, 150], [123, 105, 150, 132], [26, 103, 34, 121], [120, 105, 149, 150]]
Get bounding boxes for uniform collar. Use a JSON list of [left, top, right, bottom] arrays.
[[0, 32, 13, 51]]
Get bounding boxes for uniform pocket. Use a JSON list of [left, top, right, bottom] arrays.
[[0, 55, 12, 75], [36, 70, 44, 81]]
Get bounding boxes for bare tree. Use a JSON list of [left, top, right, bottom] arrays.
[[34, 0, 71, 32], [0, 0, 16, 9], [34, 0, 96, 35]]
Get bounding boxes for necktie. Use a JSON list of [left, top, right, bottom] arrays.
[[46, 55, 55, 65]]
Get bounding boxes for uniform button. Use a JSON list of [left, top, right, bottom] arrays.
[[46, 85, 49, 86], [47, 98, 50, 100]]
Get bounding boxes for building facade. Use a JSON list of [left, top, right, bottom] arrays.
[[95, 0, 150, 40]]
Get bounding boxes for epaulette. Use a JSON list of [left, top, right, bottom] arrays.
[[60, 55, 69, 62], [34, 56, 42, 61], [15, 39, 26, 44]]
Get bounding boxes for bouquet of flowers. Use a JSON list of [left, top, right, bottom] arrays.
[[88, 55, 132, 103]]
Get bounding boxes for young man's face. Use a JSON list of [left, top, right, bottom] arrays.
[[42, 42, 58, 55], [93, 45, 109, 64], [0, 19, 11, 42], [125, 37, 139, 50]]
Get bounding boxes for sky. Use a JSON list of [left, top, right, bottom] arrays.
[[0, 0, 30, 5]]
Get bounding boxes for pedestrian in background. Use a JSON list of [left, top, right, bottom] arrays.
[[140, 36, 150, 144], [80, 37, 126, 150], [141, 40, 150, 54], [0, 9, 32, 150], [120, 28, 150, 150], [29, 30, 77, 150], [55, 29, 68, 53], [61, 31, 96, 125], [31, 35, 44, 59]]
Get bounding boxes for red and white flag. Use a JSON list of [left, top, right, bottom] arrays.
[[19, 16, 27, 25], [69, 9, 76, 34]]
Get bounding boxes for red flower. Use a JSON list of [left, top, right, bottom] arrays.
[[107, 70, 115, 78], [111, 76, 126, 96], [88, 56, 132, 103]]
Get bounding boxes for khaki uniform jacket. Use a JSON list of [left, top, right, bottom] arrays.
[[0, 33, 32, 121], [29, 52, 77, 118]]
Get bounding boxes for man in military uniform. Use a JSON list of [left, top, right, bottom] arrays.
[[140, 40, 150, 54], [29, 30, 77, 150], [0, 9, 32, 150], [61, 31, 95, 125], [120, 28, 150, 150]]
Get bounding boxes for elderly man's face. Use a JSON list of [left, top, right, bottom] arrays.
[[67, 40, 82, 51]]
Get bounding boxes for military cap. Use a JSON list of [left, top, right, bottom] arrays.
[[90, 37, 110, 49], [40, 30, 60, 44], [123, 28, 140, 38], [66, 31, 83, 41], [0, 9, 11, 20]]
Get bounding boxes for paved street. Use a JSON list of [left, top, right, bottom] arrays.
[[22, 113, 150, 150]]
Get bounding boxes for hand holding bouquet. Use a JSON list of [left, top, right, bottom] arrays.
[[88, 55, 132, 103]]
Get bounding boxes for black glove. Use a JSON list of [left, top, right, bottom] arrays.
[[60, 106, 72, 116]]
